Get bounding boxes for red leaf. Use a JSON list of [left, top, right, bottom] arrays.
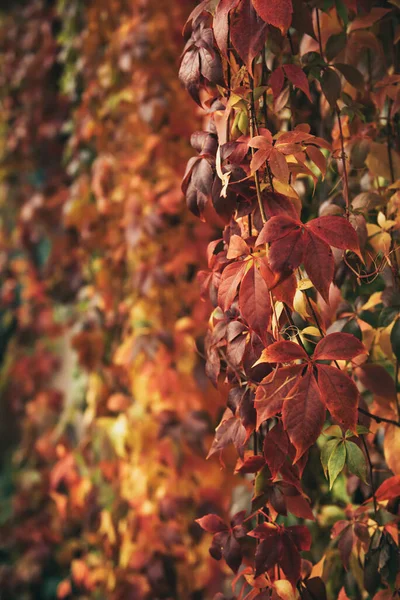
[[259, 258, 297, 307], [235, 454, 266, 474], [282, 368, 326, 461], [285, 494, 315, 520], [279, 533, 302, 586], [213, 0, 240, 54], [316, 364, 358, 432], [263, 421, 289, 477], [354, 364, 396, 400], [218, 261, 247, 311], [260, 340, 308, 363], [250, 148, 272, 172], [269, 148, 290, 183], [230, 0, 268, 74], [207, 409, 248, 459], [239, 263, 271, 342], [249, 522, 279, 540], [286, 525, 312, 551], [303, 232, 334, 303], [179, 48, 201, 105], [252, 0, 293, 34], [270, 229, 306, 274], [255, 364, 303, 427], [283, 64, 312, 101], [254, 537, 281, 576], [256, 215, 306, 275], [375, 475, 400, 501], [269, 67, 285, 100], [306, 145, 327, 176], [196, 514, 228, 533], [313, 332, 366, 361], [256, 214, 300, 245], [261, 191, 300, 220], [306, 216, 361, 258], [338, 588, 351, 600], [338, 525, 355, 569], [227, 235, 250, 259]]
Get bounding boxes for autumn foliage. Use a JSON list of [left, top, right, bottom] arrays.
[[179, 0, 400, 598], [1, 0, 400, 599]]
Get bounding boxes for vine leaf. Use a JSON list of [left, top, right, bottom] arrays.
[[230, 0, 268, 74], [345, 440, 368, 483], [255, 333, 366, 458], [251, 0, 293, 35], [282, 367, 326, 462], [283, 64, 312, 101], [327, 441, 346, 488], [239, 261, 271, 342], [196, 511, 247, 573], [250, 523, 311, 585], [257, 215, 361, 302]]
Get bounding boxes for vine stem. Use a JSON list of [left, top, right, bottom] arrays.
[[283, 304, 307, 351], [249, 75, 268, 224], [358, 406, 400, 428], [361, 435, 378, 516]]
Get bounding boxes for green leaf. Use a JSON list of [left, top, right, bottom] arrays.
[[342, 318, 362, 340], [323, 425, 343, 438], [390, 317, 400, 361], [321, 438, 340, 477], [328, 441, 346, 488], [254, 464, 271, 498], [345, 441, 368, 483], [379, 306, 400, 327], [335, 0, 348, 25], [355, 425, 371, 436], [325, 32, 347, 61]]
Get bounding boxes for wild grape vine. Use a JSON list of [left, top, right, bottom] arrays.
[[180, 1, 400, 598]]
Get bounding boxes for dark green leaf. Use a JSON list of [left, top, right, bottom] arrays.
[[390, 317, 400, 361], [345, 441, 368, 483], [321, 68, 341, 108], [379, 306, 400, 327], [335, 0, 348, 26], [325, 32, 347, 61], [342, 318, 362, 340]]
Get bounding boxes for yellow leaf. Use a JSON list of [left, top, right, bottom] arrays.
[[384, 424, 400, 474], [366, 142, 400, 181], [310, 555, 326, 579], [273, 579, 299, 599], [298, 278, 314, 291], [367, 223, 391, 254], [293, 288, 310, 319]]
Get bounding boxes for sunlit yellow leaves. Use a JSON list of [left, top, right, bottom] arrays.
[[367, 211, 396, 255], [384, 424, 400, 475], [97, 414, 129, 458], [366, 141, 400, 181]]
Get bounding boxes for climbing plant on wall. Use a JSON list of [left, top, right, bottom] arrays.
[[180, 1, 400, 598]]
